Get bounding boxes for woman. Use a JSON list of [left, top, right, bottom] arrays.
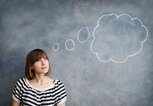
[[12, 49, 67, 106]]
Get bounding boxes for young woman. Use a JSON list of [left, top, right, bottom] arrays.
[[12, 49, 67, 106]]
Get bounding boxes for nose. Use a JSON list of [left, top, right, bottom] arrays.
[[40, 58, 45, 65]]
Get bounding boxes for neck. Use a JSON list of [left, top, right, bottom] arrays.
[[34, 74, 47, 85]]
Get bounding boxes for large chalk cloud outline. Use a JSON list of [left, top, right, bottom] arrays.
[[90, 13, 148, 63], [52, 13, 148, 63]]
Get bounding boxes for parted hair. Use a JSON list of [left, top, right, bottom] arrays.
[[25, 49, 51, 80]]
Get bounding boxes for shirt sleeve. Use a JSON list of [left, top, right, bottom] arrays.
[[56, 80, 67, 105], [12, 79, 23, 103]]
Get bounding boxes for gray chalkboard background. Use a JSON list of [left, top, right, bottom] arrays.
[[0, 0, 153, 106]]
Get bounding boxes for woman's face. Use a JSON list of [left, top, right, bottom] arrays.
[[32, 57, 49, 75]]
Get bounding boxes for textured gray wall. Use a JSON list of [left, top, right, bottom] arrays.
[[0, 0, 153, 106]]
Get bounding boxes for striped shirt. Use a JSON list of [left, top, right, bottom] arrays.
[[12, 78, 67, 106]]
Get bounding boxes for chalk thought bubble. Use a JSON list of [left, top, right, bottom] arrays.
[[52, 42, 59, 51], [90, 13, 148, 63], [65, 39, 75, 51], [77, 26, 90, 43]]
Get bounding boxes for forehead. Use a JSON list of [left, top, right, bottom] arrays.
[[35, 52, 47, 58], [30, 51, 48, 64]]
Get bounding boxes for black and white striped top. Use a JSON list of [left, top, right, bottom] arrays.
[[12, 78, 67, 106]]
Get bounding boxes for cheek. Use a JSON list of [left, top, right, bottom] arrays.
[[45, 61, 49, 65], [32, 63, 40, 69]]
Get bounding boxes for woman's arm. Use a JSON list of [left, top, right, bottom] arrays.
[[58, 102, 65, 106], [12, 99, 20, 106]]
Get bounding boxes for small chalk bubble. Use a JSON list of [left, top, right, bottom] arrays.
[[77, 26, 90, 43], [65, 39, 75, 51], [52, 42, 59, 51]]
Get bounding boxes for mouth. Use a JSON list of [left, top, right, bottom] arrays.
[[41, 67, 47, 69]]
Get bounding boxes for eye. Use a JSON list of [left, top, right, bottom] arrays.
[[35, 59, 41, 62], [35, 58, 42, 62], [44, 57, 47, 60]]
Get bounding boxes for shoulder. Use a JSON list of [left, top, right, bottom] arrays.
[[14, 77, 27, 87], [53, 79, 66, 88], [53, 79, 67, 104], [54, 79, 64, 85], [12, 78, 27, 95], [15, 77, 26, 83]]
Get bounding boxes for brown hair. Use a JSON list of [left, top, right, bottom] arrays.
[[25, 49, 51, 80]]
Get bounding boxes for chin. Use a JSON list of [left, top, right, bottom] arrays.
[[43, 70, 49, 74]]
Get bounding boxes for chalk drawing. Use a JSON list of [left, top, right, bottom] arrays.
[[52, 42, 59, 51], [65, 39, 75, 51], [77, 26, 90, 43], [90, 13, 148, 63]]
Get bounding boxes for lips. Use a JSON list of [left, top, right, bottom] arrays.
[[41, 67, 47, 69]]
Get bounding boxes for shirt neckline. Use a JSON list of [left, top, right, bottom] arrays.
[[24, 78, 57, 91]]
